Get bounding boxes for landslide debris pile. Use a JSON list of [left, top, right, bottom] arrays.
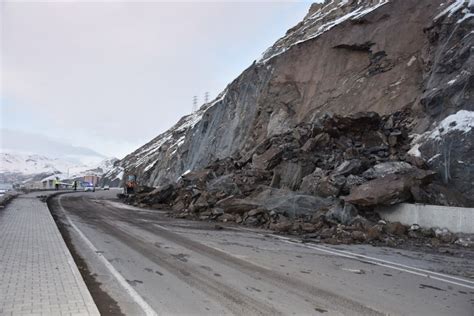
[[106, 0, 473, 204], [122, 110, 472, 247], [112, 0, 473, 248]]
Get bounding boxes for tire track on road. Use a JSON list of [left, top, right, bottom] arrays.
[[84, 196, 383, 316], [60, 195, 283, 315]]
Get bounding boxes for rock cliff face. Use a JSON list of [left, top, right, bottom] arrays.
[[105, 0, 473, 205]]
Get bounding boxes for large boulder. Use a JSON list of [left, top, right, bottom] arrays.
[[273, 160, 316, 191], [325, 201, 358, 225], [215, 196, 259, 214], [248, 186, 334, 217], [206, 174, 241, 196], [362, 161, 414, 179], [299, 168, 325, 195], [315, 175, 346, 197], [181, 169, 214, 185], [143, 184, 175, 204], [333, 159, 364, 176], [300, 168, 345, 197], [252, 146, 284, 170], [344, 169, 435, 206]]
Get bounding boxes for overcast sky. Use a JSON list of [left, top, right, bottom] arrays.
[[1, 1, 314, 159]]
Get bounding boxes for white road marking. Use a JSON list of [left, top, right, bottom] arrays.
[[153, 223, 171, 231], [58, 195, 159, 316], [230, 227, 474, 290]]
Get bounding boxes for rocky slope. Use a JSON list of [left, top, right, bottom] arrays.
[[106, 0, 473, 207]]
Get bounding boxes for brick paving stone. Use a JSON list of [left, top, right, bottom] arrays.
[[0, 193, 99, 315]]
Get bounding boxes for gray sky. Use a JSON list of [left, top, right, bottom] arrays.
[[1, 1, 313, 158]]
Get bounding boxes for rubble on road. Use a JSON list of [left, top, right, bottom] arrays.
[[120, 111, 473, 249]]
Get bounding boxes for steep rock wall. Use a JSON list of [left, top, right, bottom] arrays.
[[104, 0, 473, 200]]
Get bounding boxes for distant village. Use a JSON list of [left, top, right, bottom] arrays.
[[17, 174, 101, 190]]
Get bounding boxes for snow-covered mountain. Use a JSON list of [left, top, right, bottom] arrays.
[[0, 152, 118, 185]]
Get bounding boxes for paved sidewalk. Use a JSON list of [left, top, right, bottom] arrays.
[[0, 192, 100, 316]]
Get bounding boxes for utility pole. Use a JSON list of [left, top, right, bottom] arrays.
[[204, 91, 209, 104], [192, 95, 198, 112]]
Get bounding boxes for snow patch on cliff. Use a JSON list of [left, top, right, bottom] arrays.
[[435, 0, 474, 23], [259, 0, 389, 63], [428, 110, 474, 140], [409, 110, 474, 156]]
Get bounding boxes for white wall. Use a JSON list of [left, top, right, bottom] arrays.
[[376, 204, 474, 234]]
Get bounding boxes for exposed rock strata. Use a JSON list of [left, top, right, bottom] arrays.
[[105, 0, 473, 206]]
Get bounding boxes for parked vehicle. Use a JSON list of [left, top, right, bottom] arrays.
[[84, 183, 95, 192], [103, 185, 110, 190]]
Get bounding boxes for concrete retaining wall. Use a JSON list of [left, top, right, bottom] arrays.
[[376, 203, 474, 234]]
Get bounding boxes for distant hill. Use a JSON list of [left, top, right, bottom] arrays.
[[0, 151, 118, 185]]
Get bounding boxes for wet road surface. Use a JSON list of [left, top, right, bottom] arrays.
[[49, 191, 474, 315]]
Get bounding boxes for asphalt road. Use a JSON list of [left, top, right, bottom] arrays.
[[49, 191, 474, 316]]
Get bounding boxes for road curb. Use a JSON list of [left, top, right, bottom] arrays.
[[47, 192, 125, 316]]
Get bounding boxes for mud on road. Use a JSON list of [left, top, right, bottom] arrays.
[[48, 195, 125, 316]]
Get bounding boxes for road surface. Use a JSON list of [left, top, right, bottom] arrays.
[[49, 191, 474, 315]]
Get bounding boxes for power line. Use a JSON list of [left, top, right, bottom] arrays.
[[192, 95, 198, 112]]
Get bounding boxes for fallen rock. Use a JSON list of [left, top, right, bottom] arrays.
[[299, 168, 325, 195], [249, 186, 333, 217], [384, 222, 407, 236], [215, 196, 258, 214], [182, 169, 214, 184], [325, 201, 358, 225], [343, 175, 367, 191], [217, 213, 236, 222], [435, 228, 455, 243], [344, 169, 435, 207], [455, 237, 474, 248], [270, 220, 293, 232], [301, 223, 317, 233], [317, 176, 345, 197], [320, 227, 336, 239], [333, 159, 363, 176], [252, 146, 284, 170], [344, 174, 412, 206], [366, 225, 383, 241], [351, 231, 367, 242], [145, 184, 175, 204], [207, 174, 241, 196], [362, 161, 414, 179]]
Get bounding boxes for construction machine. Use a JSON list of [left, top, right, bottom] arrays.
[[124, 174, 137, 194]]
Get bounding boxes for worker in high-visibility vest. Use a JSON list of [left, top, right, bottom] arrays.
[[54, 178, 60, 191]]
